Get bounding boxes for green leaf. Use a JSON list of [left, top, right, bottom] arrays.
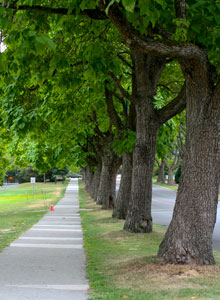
[[0, 54, 8, 72], [27, 30, 36, 37], [27, 0, 33, 6], [106, 0, 115, 15], [191, 23, 202, 34], [35, 35, 56, 50], [215, 14, 220, 25], [155, 0, 167, 9], [122, 0, 136, 12], [105, 0, 121, 14]]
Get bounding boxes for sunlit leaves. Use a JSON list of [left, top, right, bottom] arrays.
[[154, 0, 167, 9], [0, 53, 8, 72], [35, 35, 56, 51], [122, 0, 136, 12], [112, 129, 136, 155], [187, 0, 220, 60]]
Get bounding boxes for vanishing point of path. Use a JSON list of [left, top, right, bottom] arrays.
[[0, 179, 89, 300]]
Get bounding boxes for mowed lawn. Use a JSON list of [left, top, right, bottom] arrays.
[[79, 180, 220, 300], [0, 181, 68, 252]]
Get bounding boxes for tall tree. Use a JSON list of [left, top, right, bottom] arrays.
[[1, 0, 220, 264], [96, 0, 220, 264], [0, 1, 186, 232]]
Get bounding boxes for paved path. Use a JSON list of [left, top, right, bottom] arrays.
[[0, 179, 89, 300]]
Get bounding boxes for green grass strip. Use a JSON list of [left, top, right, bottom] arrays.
[[79, 180, 220, 300], [0, 181, 68, 252], [153, 181, 178, 191], [0, 195, 50, 198]]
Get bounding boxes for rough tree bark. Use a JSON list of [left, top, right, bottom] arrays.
[[96, 149, 121, 209], [158, 58, 220, 264], [124, 52, 165, 232], [90, 161, 102, 201], [157, 160, 165, 183], [84, 166, 94, 193], [167, 168, 175, 185], [112, 151, 133, 219], [89, 149, 102, 201], [84, 165, 92, 191]]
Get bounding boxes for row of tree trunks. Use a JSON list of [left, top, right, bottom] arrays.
[[82, 51, 219, 265], [83, 153, 120, 210], [112, 151, 133, 219], [89, 163, 102, 201], [84, 166, 94, 193], [96, 150, 121, 209]]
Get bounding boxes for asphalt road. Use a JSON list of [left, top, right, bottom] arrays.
[[116, 178, 220, 251]]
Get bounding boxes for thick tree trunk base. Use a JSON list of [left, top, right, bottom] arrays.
[[158, 237, 215, 265], [112, 209, 126, 220], [124, 217, 152, 233], [158, 60, 220, 265]]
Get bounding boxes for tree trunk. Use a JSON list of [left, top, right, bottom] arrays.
[[112, 151, 133, 219], [123, 53, 164, 233], [90, 162, 102, 201], [96, 152, 121, 209], [124, 102, 159, 232], [157, 160, 165, 183], [158, 60, 220, 264], [85, 166, 94, 194], [81, 167, 86, 184], [167, 168, 174, 185]]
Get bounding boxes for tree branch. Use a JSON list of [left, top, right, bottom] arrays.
[[108, 71, 135, 103], [157, 81, 183, 94], [157, 83, 186, 125], [175, 0, 186, 20], [105, 84, 124, 132], [99, 1, 204, 60], [117, 54, 132, 69], [3, 1, 204, 60], [1, 2, 107, 20], [155, 157, 160, 167], [111, 91, 127, 117]]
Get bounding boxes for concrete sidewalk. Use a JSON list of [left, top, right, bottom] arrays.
[[0, 179, 89, 300]]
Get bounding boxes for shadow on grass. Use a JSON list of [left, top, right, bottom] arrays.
[[97, 217, 123, 223]]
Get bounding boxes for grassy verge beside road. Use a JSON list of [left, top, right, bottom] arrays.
[[0, 181, 68, 252], [153, 181, 178, 191], [79, 180, 220, 300]]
